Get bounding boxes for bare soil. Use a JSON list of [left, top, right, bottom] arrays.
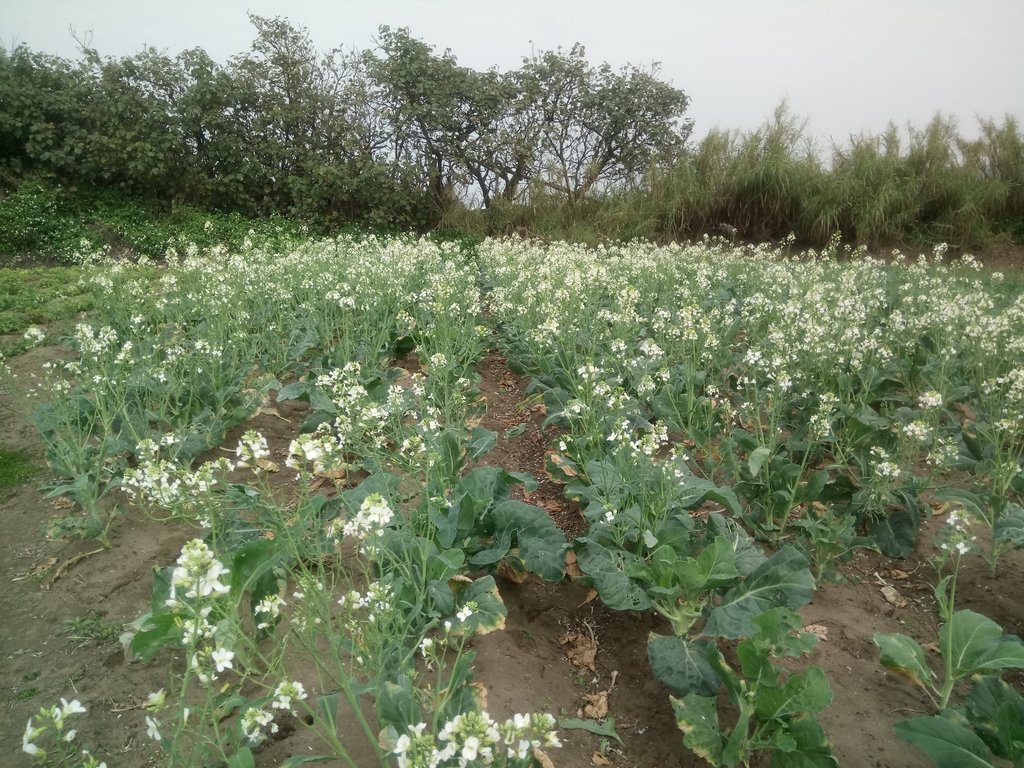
[[2, 346, 1023, 767]]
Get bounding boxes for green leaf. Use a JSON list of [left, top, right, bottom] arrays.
[[559, 716, 623, 744], [489, 500, 566, 581], [231, 539, 281, 594], [750, 608, 817, 657], [469, 529, 513, 567], [995, 502, 1024, 548], [895, 716, 996, 768], [648, 634, 720, 697], [704, 546, 815, 638], [942, 610, 1024, 678], [280, 757, 334, 767], [708, 513, 766, 575], [966, 675, 1024, 762], [129, 613, 181, 661], [226, 749, 255, 768], [576, 540, 652, 612], [376, 678, 416, 731], [316, 692, 340, 731], [504, 423, 528, 439], [866, 505, 920, 557], [467, 426, 497, 460], [451, 575, 507, 635], [755, 667, 834, 719], [671, 693, 723, 765], [696, 536, 740, 589], [749, 447, 772, 477], [438, 429, 466, 482], [770, 716, 838, 768], [276, 381, 308, 401], [873, 632, 935, 688]]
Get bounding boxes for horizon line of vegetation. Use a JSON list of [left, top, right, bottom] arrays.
[[1, 14, 1022, 256]]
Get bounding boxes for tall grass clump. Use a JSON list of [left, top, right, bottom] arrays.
[[646, 109, 1024, 250]]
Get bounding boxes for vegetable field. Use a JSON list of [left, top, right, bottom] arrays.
[[2, 236, 1023, 768]]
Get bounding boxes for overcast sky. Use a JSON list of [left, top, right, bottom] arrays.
[[3, 0, 1022, 148]]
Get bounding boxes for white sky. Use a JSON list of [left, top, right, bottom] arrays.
[[3, 0, 1023, 148]]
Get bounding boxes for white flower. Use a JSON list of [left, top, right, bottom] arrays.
[[462, 735, 481, 761], [456, 604, 474, 622], [146, 715, 162, 741], [60, 698, 87, 718], [22, 719, 43, 756], [211, 647, 234, 674], [23, 326, 46, 345], [272, 681, 307, 712]]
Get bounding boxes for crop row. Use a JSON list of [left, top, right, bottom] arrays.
[[17, 235, 1024, 767]]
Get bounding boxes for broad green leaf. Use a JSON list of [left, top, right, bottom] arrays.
[[704, 546, 815, 638], [749, 447, 772, 477], [469, 529, 513, 566], [770, 715, 838, 768], [709, 513, 766, 575], [794, 470, 829, 506], [895, 716, 996, 768], [231, 539, 281, 594], [316, 692, 340, 730], [755, 667, 833, 719], [966, 675, 1024, 761], [966, 675, 1024, 762], [866, 505, 920, 557], [942, 609, 1024, 677], [752, 607, 817, 657], [451, 575, 506, 635], [671, 693, 723, 765], [995, 502, 1024, 548], [438, 429, 466, 482], [376, 678, 416, 731], [275, 381, 307, 401], [576, 540, 652, 612], [340, 472, 400, 511], [677, 476, 743, 517], [504, 423, 529, 439], [467, 426, 497, 460], [647, 634, 720, 697], [935, 488, 988, 520], [873, 632, 935, 687], [559, 716, 623, 744], [489, 500, 567, 581], [226, 748, 255, 768], [697, 536, 740, 589], [129, 612, 181, 661]]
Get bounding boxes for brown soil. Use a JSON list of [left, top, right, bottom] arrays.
[[2, 346, 1023, 768]]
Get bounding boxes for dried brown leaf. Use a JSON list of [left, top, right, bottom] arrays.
[[804, 623, 829, 641], [582, 690, 609, 719], [880, 585, 908, 608], [565, 551, 583, 578], [560, 631, 598, 672]]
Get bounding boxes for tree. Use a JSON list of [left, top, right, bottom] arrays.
[[523, 44, 691, 203]]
